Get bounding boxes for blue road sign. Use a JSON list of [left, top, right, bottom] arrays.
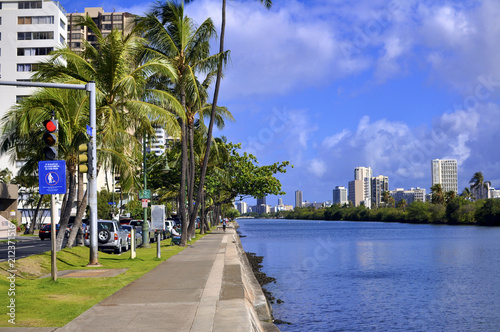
[[39, 160, 66, 195], [86, 124, 93, 137]]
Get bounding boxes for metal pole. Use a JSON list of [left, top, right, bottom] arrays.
[[50, 194, 57, 281], [142, 134, 150, 248], [130, 228, 136, 259], [157, 232, 161, 258], [86, 81, 100, 265]]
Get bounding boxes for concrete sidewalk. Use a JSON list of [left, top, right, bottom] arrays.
[[50, 227, 278, 332]]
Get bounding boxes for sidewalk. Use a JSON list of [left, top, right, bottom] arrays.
[[23, 227, 278, 332]]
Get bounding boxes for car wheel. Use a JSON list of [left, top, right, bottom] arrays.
[[124, 240, 129, 252], [98, 230, 110, 244], [40, 237, 44, 241], [114, 242, 122, 254]]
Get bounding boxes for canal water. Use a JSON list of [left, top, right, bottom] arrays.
[[237, 219, 500, 331]]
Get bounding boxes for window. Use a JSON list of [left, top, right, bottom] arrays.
[[70, 42, 81, 48], [18, 31, 53, 40], [60, 34, 65, 43], [17, 47, 53, 56], [102, 24, 112, 30], [16, 96, 30, 103], [113, 23, 122, 30], [17, 63, 38, 72], [60, 18, 65, 29], [18, 16, 54, 24], [103, 15, 111, 21], [70, 33, 81, 39], [18, 1, 42, 9]]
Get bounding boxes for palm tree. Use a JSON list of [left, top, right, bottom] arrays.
[[431, 184, 445, 205], [190, 0, 272, 242], [445, 191, 456, 204], [397, 198, 408, 211], [137, 1, 223, 245], [381, 191, 390, 207], [469, 171, 491, 200], [460, 187, 474, 200], [2, 16, 181, 249]]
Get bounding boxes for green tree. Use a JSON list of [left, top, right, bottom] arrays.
[[475, 199, 500, 225], [189, 0, 272, 247], [469, 171, 491, 200], [137, 1, 223, 245], [431, 184, 445, 205], [406, 201, 430, 223], [446, 196, 475, 224], [225, 208, 239, 221]]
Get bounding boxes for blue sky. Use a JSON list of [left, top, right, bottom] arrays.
[[59, 0, 500, 206]]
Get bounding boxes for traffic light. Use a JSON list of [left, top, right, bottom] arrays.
[[78, 143, 89, 173], [42, 119, 58, 160]]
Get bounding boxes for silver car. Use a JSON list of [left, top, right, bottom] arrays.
[[122, 225, 143, 248], [84, 220, 129, 254]]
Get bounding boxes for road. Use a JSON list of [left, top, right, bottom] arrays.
[[0, 236, 52, 262]]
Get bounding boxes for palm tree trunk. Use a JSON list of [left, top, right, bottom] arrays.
[[179, 90, 189, 246], [190, 0, 226, 237], [65, 171, 86, 248], [187, 120, 196, 239], [28, 194, 44, 234], [56, 165, 77, 251]]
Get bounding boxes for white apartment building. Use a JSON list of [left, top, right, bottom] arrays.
[[0, 0, 68, 173], [236, 201, 248, 214], [354, 166, 372, 208], [490, 188, 500, 199], [390, 187, 426, 205], [371, 175, 389, 207], [431, 159, 458, 194], [146, 126, 177, 156], [332, 186, 347, 205]]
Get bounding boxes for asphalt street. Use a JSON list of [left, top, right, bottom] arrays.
[[0, 236, 51, 262]]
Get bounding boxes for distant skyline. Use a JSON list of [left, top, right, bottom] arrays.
[[54, 0, 500, 205]]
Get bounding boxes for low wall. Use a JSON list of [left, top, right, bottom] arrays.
[[231, 223, 280, 331]]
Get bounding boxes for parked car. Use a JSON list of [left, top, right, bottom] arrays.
[[122, 225, 143, 248], [129, 220, 158, 243], [39, 224, 61, 240], [162, 220, 175, 239], [84, 220, 129, 254]]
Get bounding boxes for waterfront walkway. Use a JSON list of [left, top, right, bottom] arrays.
[[6, 227, 278, 332]]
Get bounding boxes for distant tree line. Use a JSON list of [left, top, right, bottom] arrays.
[[283, 198, 500, 225]]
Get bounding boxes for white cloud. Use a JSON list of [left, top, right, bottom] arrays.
[[308, 158, 327, 178]]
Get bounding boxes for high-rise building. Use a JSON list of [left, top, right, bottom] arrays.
[[278, 198, 283, 206], [354, 167, 373, 208], [0, 0, 68, 172], [295, 190, 303, 208], [431, 159, 458, 193], [348, 180, 363, 207], [236, 201, 248, 214], [371, 175, 389, 207], [332, 186, 347, 206], [66, 7, 135, 52], [256, 196, 267, 214]]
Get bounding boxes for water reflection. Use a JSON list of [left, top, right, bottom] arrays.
[[238, 219, 500, 331]]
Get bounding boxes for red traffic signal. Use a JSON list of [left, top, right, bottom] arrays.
[[43, 119, 58, 132], [42, 119, 58, 160]]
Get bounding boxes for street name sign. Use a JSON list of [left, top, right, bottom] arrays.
[[39, 160, 66, 195], [139, 189, 151, 199]]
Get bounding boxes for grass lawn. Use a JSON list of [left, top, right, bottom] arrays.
[[0, 233, 205, 327]]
